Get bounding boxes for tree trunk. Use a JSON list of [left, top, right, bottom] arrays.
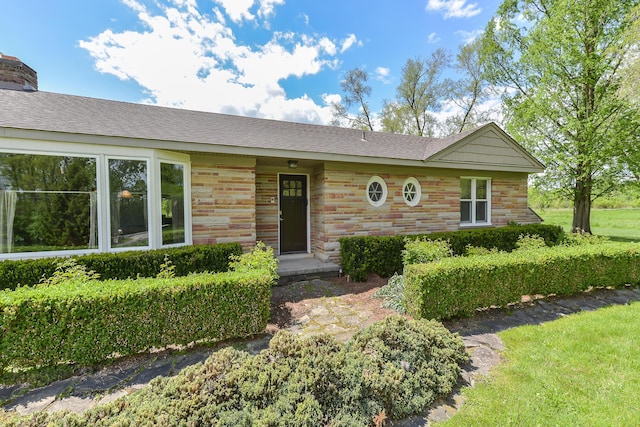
[[572, 178, 592, 234]]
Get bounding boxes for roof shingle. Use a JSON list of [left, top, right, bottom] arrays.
[[0, 90, 466, 162]]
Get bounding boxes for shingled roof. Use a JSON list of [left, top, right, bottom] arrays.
[[0, 89, 544, 172]]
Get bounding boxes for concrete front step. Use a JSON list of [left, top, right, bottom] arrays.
[[276, 254, 341, 285]]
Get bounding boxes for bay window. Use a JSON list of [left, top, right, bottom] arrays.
[[0, 146, 190, 259], [160, 162, 185, 246], [109, 158, 149, 249]]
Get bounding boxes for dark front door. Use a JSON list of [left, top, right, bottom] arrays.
[[279, 174, 307, 253]]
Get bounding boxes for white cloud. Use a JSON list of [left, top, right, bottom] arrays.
[[79, 0, 347, 124], [340, 33, 359, 53], [456, 29, 483, 44], [374, 66, 391, 84], [322, 93, 342, 106], [427, 32, 440, 44], [215, 0, 255, 23], [257, 0, 285, 20], [426, 0, 481, 19]]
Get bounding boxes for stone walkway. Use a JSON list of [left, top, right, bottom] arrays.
[[2, 282, 639, 426]]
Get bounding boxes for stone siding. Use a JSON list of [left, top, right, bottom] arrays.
[[191, 157, 257, 250], [491, 176, 540, 225], [255, 169, 279, 250], [314, 166, 539, 262]]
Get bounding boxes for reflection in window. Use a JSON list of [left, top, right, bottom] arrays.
[[460, 178, 490, 225], [0, 153, 97, 253], [109, 159, 148, 248], [161, 163, 185, 245], [282, 179, 303, 197]]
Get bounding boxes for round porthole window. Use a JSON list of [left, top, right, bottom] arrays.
[[402, 177, 421, 207], [366, 176, 387, 207]]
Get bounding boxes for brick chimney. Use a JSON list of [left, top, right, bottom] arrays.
[[0, 53, 37, 91]]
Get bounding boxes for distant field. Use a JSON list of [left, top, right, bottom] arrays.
[[539, 208, 640, 242]]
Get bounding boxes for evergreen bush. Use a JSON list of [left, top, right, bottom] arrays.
[[0, 317, 468, 426]]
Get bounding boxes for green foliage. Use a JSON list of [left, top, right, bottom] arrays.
[[339, 224, 564, 281], [465, 245, 502, 256], [0, 266, 275, 373], [0, 242, 242, 291], [229, 241, 278, 279], [374, 273, 407, 314], [560, 232, 610, 247], [514, 234, 547, 251], [38, 259, 100, 287], [402, 238, 452, 265], [156, 256, 176, 279], [2, 317, 468, 426], [405, 243, 640, 320], [482, 0, 640, 232]]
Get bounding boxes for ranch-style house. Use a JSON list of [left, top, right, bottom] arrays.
[[0, 54, 544, 263]]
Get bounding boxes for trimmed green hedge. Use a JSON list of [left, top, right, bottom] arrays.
[[0, 268, 274, 373], [405, 243, 640, 320], [0, 243, 242, 291], [339, 224, 564, 281]]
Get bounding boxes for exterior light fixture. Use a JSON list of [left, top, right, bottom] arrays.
[[287, 160, 298, 169]]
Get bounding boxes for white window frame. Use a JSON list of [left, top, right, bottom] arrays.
[[366, 176, 388, 207], [0, 139, 191, 260], [460, 177, 491, 226], [106, 155, 152, 252], [402, 177, 422, 207], [156, 159, 192, 248]]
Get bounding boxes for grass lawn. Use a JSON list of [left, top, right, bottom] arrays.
[[540, 208, 640, 242], [440, 301, 640, 426]]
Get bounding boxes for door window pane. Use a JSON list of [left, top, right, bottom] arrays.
[[0, 153, 97, 253], [161, 163, 185, 245], [109, 159, 148, 248]]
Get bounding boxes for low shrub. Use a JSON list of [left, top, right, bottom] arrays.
[[465, 245, 502, 256], [514, 234, 547, 251], [374, 273, 407, 314], [1, 317, 468, 426], [405, 243, 640, 320], [0, 243, 242, 291], [402, 238, 452, 265], [560, 232, 610, 246], [339, 224, 564, 281], [229, 241, 278, 278], [0, 245, 275, 373]]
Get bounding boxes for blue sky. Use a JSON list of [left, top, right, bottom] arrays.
[[1, 0, 500, 125]]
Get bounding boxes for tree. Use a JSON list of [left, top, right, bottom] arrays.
[[392, 49, 450, 136], [380, 100, 419, 135], [482, 0, 640, 233], [618, 4, 640, 105], [330, 67, 375, 131], [441, 38, 497, 135]]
